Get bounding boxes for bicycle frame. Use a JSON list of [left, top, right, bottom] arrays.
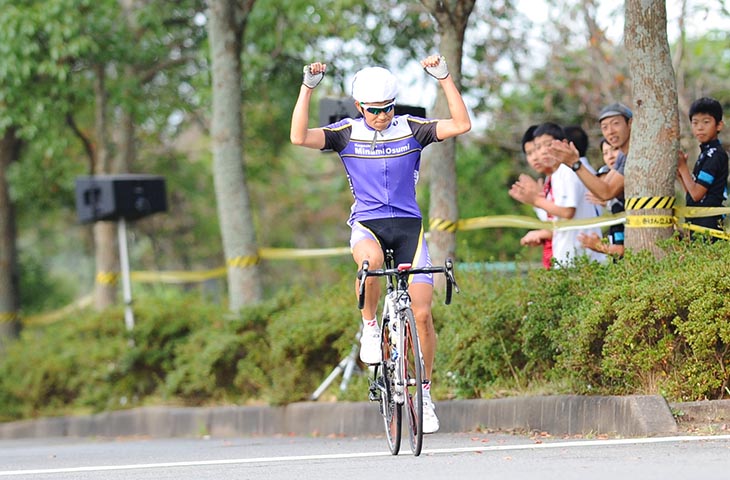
[[381, 261, 412, 405]]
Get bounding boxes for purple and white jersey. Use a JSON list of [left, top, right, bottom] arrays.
[[322, 115, 439, 225]]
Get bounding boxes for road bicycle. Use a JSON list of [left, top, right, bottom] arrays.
[[358, 250, 459, 456]]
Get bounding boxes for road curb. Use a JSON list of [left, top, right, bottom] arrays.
[[0, 395, 680, 440], [669, 399, 730, 425]]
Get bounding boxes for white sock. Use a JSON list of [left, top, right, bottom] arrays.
[[422, 380, 432, 400], [362, 318, 377, 329]]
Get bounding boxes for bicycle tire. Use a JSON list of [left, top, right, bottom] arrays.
[[402, 307, 423, 456], [381, 316, 401, 455]]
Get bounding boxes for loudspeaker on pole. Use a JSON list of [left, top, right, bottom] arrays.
[[75, 174, 167, 224]]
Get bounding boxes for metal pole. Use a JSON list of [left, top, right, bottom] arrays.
[[117, 217, 135, 331], [310, 326, 362, 400]]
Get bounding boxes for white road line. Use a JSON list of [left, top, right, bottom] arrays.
[[1, 434, 729, 476]]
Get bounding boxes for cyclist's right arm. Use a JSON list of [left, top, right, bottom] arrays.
[[290, 84, 326, 149]]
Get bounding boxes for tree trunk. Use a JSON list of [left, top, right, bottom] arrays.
[[207, 0, 261, 310], [114, 106, 135, 173], [0, 128, 21, 350], [624, 0, 678, 255], [92, 65, 119, 309], [420, 0, 475, 288]]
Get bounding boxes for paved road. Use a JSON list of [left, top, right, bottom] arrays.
[[1, 432, 729, 479]]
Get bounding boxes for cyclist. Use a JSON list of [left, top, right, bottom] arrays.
[[290, 55, 471, 433]]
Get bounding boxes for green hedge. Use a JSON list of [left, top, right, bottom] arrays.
[[1, 237, 729, 421]]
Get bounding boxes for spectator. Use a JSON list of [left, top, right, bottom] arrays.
[[580, 137, 626, 258], [677, 96, 729, 239], [587, 138, 620, 205], [599, 137, 619, 170], [551, 103, 632, 204], [510, 122, 606, 267], [564, 125, 598, 175], [518, 125, 553, 269]]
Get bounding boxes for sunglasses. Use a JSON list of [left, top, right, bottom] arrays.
[[360, 101, 396, 115]]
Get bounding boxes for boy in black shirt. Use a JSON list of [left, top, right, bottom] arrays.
[[678, 97, 728, 237]]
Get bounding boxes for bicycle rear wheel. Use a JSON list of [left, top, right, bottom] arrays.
[[380, 318, 401, 455], [402, 308, 423, 456]]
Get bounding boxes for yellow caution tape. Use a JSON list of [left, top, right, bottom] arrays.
[[456, 213, 627, 233], [227, 255, 261, 268], [22, 294, 94, 326], [625, 215, 675, 228], [131, 267, 227, 284], [259, 246, 351, 259], [456, 215, 548, 231], [129, 247, 353, 284], [680, 222, 730, 240], [0, 312, 19, 324], [625, 196, 675, 211], [676, 206, 730, 219], [429, 218, 458, 232], [552, 214, 626, 231], [96, 272, 120, 285]]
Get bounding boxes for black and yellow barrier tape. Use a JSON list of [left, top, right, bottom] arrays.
[[625, 196, 675, 211], [0, 312, 19, 324], [96, 272, 120, 285], [227, 254, 261, 269], [429, 218, 458, 233]]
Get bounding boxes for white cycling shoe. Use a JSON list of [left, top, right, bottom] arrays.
[[359, 323, 382, 365], [422, 398, 440, 434]]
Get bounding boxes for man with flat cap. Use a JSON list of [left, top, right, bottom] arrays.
[[550, 102, 632, 205]]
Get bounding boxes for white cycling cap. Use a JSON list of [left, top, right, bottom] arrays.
[[351, 66, 398, 103]]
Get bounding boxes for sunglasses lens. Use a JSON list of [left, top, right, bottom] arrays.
[[364, 103, 395, 115]]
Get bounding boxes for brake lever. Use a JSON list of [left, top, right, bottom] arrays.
[[445, 259, 460, 294]]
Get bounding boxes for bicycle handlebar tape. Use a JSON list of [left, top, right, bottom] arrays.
[[445, 279, 452, 305]]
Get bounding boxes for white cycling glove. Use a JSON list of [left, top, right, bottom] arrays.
[[423, 56, 449, 80], [302, 65, 324, 89]]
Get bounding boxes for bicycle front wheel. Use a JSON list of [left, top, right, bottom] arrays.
[[402, 308, 423, 456], [381, 317, 401, 455]]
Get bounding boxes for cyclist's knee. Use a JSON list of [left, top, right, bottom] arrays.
[[411, 299, 433, 324], [353, 240, 384, 268]]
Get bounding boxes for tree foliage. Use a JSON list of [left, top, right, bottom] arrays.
[[1, 0, 729, 313]]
